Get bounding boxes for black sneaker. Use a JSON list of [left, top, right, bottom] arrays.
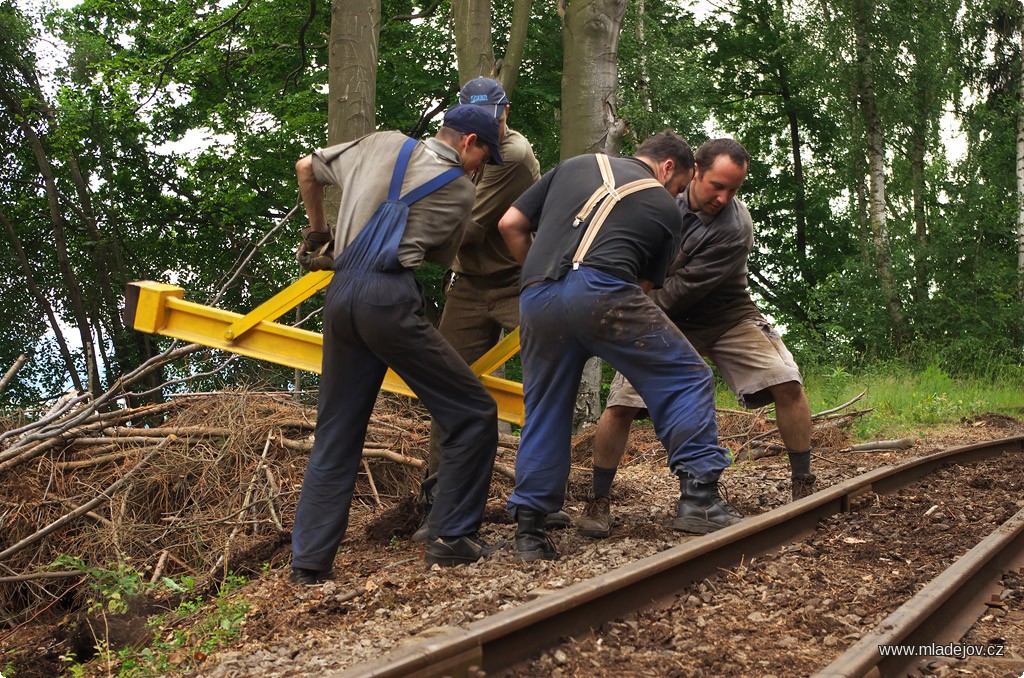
[[425, 534, 505, 567], [289, 567, 335, 586], [544, 510, 572, 530]]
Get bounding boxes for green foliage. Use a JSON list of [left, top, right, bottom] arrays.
[[55, 560, 249, 678], [802, 360, 1024, 439]]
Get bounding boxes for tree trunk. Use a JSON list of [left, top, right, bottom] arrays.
[[453, 0, 495, 83], [0, 85, 100, 394], [849, 82, 871, 261], [911, 128, 928, 304], [498, 0, 534, 96], [559, 0, 628, 159], [780, 74, 810, 282], [325, 0, 381, 227], [328, 0, 380, 145], [635, 0, 651, 114], [851, 0, 907, 345], [1017, 45, 1024, 298]]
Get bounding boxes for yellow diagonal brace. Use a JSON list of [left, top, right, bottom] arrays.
[[125, 281, 525, 424], [224, 270, 333, 341], [469, 327, 521, 376]]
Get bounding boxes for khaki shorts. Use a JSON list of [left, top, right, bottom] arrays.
[[606, 318, 802, 410]]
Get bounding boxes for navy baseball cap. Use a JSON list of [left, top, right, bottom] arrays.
[[443, 104, 504, 165], [459, 77, 510, 116]]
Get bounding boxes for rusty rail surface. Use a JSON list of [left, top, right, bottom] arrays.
[[334, 436, 1024, 678], [816, 506, 1024, 678]]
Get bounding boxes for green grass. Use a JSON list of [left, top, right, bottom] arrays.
[[799, 362, 1024, 440]]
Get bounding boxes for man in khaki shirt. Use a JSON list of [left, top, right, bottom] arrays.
[[290, 106, 506, 582], [415, 78, 556, 540]]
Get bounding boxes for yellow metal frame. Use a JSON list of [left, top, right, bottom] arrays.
[[125, 278, 526, 424]]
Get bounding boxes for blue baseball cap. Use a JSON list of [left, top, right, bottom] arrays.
[[443, 104, 504, 165], [459, 77, 510, 118]]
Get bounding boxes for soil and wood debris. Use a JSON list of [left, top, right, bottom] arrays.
[[1, 390, 1022, 677]]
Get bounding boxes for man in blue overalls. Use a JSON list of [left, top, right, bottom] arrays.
[[289, 105, 506, 583], [498, 132, 743, 561]]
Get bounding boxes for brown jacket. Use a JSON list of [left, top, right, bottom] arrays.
[[649, 188, 762, 330]]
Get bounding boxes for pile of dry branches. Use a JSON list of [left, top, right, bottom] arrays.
[[0, 388, 432, 625]]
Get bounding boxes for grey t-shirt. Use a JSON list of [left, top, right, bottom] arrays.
[[312, 131, 476, 269], [513, 154, 681, 288]]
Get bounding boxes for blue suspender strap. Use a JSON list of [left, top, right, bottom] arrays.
[[387, 137, 420, 201], [400, 167, 465, 205]]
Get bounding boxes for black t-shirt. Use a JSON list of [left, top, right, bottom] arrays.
[[514, 155, 682, 288]]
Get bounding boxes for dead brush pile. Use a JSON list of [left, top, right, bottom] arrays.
[[0, 390, 430, 625], [0, 386, 863, 629]]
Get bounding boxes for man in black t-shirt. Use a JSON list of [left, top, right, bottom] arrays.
[[498, 132, 743, 562]]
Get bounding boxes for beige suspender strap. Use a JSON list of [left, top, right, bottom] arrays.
[[571, 154, 664, 268], [573, 154, 617, 226]]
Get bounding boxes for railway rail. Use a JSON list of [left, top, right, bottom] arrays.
[[334, 435, 1024, 678]]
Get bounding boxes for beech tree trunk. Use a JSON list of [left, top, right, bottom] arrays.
[[325, 0, 381, 227], [559, 0, 628, 159], [453, 0, 495, 83], [327, 0, 380, 145], [559, 0, 627, 427]]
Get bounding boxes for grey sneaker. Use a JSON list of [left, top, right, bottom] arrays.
[[577, 496, 611, 539], [791, 473, 817, 500]]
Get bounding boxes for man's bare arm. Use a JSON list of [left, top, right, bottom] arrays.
[[296, 155, 328, 232], [498, 206, 533, 265]]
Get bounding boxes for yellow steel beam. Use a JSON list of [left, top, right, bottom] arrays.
[[470, 327, 521, 376], [125, 281, 525, 424], [224, 270, 333, 341]]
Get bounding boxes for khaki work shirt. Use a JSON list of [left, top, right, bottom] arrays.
[[452, 128, 540, 281], [312, 131, 476, 269]]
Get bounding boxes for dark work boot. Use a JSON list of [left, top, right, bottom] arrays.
[[289, 567, 335, 586], [673, 475, 743, 535], [425, 534, 504, 567], [514, 509, 558, 561], [791, 473, 817, 500], [544, 510, 572, 530], [411, 478, 436, 543]]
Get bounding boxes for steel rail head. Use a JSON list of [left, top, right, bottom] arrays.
[[815, 505, 1024, 678], [333, 436, 1024, 678]]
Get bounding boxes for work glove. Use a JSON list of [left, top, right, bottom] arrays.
[[296, 227, 334, 271]]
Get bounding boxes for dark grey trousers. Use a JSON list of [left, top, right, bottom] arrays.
[[291, 269, 498, 571]]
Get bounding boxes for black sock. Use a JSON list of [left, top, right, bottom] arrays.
[[592, 465, 618, 498], [787, 449, 811, 476]]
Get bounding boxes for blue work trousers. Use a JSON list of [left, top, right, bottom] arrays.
[[507, 266, 728, 515], [292, 270, 498, 571]]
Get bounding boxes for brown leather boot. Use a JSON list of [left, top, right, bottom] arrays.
[[577, 496, 612, 538]]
